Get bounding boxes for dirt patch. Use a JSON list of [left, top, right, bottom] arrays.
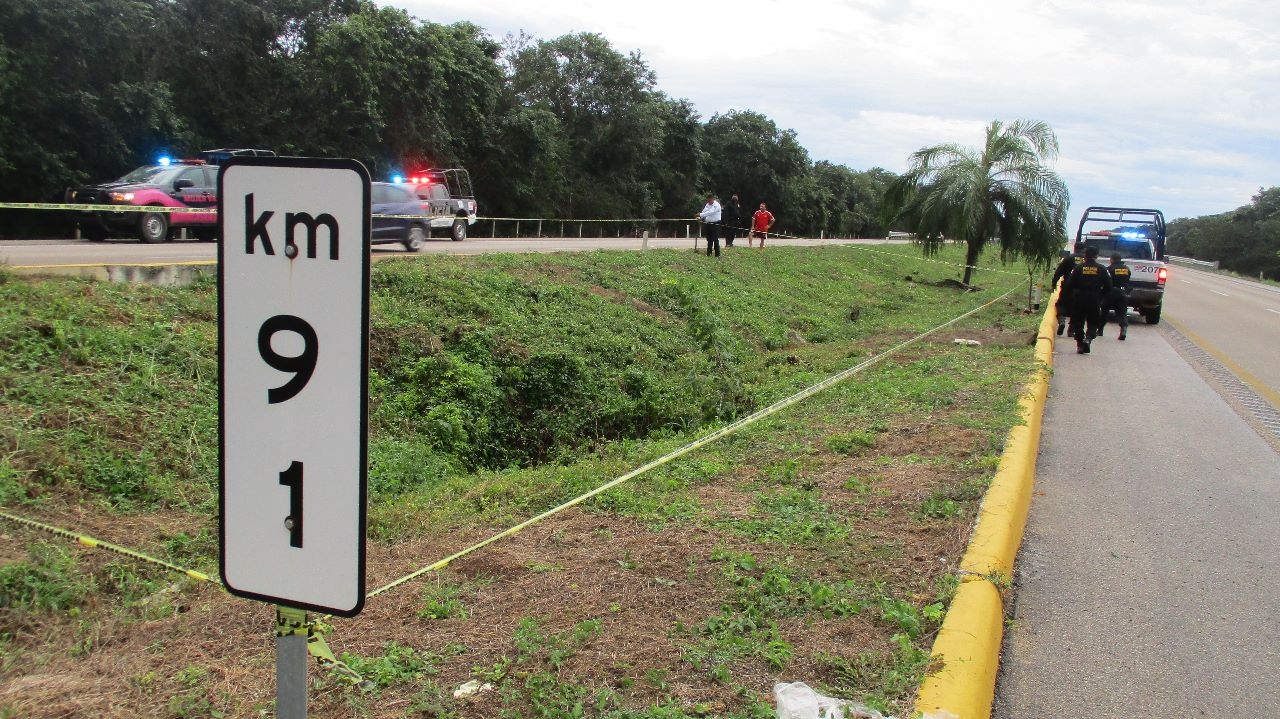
[[938, 327, 1037, 347], [0, 350, 1016, 718]]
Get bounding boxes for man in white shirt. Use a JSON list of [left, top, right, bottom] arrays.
[[697, 194, 723, 257]]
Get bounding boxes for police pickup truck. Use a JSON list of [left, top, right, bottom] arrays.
[[403, 168, 477, 241], [1072, 206, 1169, 324]]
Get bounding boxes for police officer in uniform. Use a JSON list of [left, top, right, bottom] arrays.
[[1050, 249, 1076, 336], [1099, 252, 1131, 341], [1063, 245, 1112, 354]]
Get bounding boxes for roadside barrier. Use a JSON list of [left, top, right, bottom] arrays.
[[0, 200, 859, 243], [913, 288, 1058, 719], [1166, 254, 1219, 270]]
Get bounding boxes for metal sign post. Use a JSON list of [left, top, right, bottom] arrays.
[[276, 607, 309, 719], [217, 157, 371, 716]]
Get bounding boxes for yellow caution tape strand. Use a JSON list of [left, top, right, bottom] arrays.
[[0, 509, 217, 584], [0, 508, 366, 682], [0, 202, 217, 214], [365, 279, 1026, 599], [275, 606, 365, 685]]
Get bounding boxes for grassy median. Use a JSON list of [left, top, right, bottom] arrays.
[[0, 244, 1040, 718]]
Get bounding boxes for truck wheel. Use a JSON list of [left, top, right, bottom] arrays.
[[1145, 307, 1161, 325], [138, 211, 169, 243], [451, 218, 466, 242], [403, 224, 425, 252]]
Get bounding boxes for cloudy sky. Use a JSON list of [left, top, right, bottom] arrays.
[[390, 0, 1278, 224]]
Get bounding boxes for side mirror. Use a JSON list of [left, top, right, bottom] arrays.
[[173, 179, 195, 191]]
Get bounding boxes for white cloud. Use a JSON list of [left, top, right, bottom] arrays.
[[389, 0, 1280, 222]]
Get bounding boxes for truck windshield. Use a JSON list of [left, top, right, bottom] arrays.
[[116, 166, 178, 185], [1077, 236, 1154, 261]]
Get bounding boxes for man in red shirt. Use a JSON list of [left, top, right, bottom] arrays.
[[748, 202, 775, 248]]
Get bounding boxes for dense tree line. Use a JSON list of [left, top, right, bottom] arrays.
[[1167, 188, 1280, 281], [0, 0, 893, 238]]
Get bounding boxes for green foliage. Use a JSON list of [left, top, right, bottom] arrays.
[[0, 543, 93, 612], [826, 429, 877, 455], [718, 487, 850, 545], [418, 581, 471, 620], [1167, 187, 1280, 280], [340, 642, 435, 689], [819, 633, 933, 713], [883, 119, 1069, 285], [919, 495, 963, 519], [467, 617, 607, 717], [0, 2, 900, 239]]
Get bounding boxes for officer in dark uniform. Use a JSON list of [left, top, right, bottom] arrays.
[[1099, 252, 1131, 341], [1063, 245, 1112, 354], [1050, 249, 1076, 336]]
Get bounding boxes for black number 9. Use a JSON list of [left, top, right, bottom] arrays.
[[257, 315, 318, 404]]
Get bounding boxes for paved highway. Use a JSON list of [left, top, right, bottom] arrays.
[[0, 235, 879, 267], [1162, 266, 1280, 410], [996, 275, 1280, 716]]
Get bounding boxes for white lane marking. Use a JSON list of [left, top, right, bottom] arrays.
[[1268, 308, 1280, 315], [1212, 290, 1229, 297]]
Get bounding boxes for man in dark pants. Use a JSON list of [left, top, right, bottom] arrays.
[[696, 193, 722, 257], [1050, 249, 1076, 336], [1099, 252, 1131, 340], [1063, 245, 1112, 354], [722, 194, 742, 247]]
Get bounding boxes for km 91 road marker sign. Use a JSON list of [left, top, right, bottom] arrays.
[[218, 157, 370, 617]]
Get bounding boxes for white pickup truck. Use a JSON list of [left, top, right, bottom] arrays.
[[1073, 207, 1169, 324]]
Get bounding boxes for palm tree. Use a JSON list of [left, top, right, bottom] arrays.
[[882, 119, 1069, 286]]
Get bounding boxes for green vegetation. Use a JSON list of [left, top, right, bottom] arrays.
[[0, 244, 1041, 718], [0, 2, 892, 240], [883, 119, 1069, 285], [1167, 187, 1280, 281]]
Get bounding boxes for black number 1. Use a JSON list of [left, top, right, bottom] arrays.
[[258, 315, 318, 404], [280, 461, 303, 548]]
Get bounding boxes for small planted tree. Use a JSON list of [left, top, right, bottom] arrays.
[[882, 119, 1069, 286]]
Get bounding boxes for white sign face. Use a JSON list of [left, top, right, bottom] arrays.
[[218, 158, 369, 617]]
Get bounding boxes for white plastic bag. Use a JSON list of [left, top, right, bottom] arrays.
[[773, 682, 890, 719]]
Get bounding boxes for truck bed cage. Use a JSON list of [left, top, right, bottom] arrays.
[[1074, 206, 1166, 260]]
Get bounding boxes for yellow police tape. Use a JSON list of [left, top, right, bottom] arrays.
[[0, 508, 365, 683], [275, 606, 365, 684], [0, 202, 217, 214], [912, 288, 1058, 719], [0, 509, 217, 584]]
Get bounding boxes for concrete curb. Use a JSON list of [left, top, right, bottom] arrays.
[[914, 295, 1059, 718]]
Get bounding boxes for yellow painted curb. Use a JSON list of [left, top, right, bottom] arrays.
[[914, 579, 1005, 718], [914, 290, 1061, 718]]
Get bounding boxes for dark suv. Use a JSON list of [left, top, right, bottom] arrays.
[[371, 182, 429, 251], [65, 149, 275, 243]]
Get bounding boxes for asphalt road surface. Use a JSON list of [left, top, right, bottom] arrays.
[[1162, 266, 1280, 410], [995, 287, 1280, 716], [0, 234, 877, 267]]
